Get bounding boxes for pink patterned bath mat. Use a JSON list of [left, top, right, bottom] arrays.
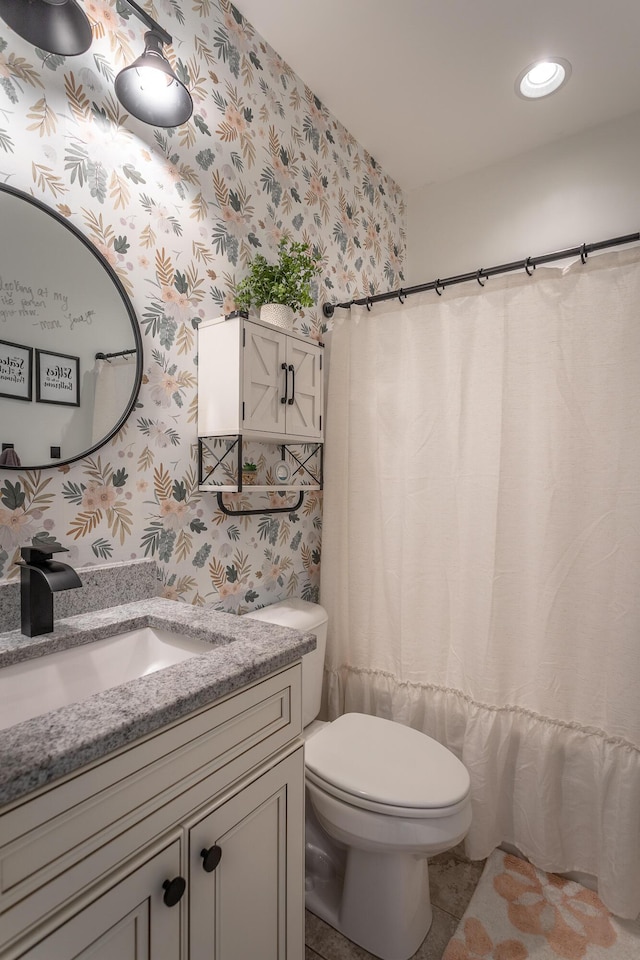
[[443, 850, 640, 960]]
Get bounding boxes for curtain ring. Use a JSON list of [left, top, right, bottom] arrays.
[[524, 257, 535, 277], [476, 269, 486, 287], [435, 279, 443, 296], [580, 243, 588, 264], [366, 296, 373, 311], [398, 288, 405, 304]]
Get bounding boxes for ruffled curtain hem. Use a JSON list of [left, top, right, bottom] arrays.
[[324, 664, 640, 920]]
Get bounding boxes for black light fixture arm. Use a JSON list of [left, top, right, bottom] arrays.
[[322, 230, 640, 318], [120, 0, 172, 45]]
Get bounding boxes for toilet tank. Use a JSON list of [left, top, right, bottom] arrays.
[[243, 599, 328, 727]]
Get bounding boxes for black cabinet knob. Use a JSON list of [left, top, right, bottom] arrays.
[[200, 844, 222, 873], [162, 876, 186, 907]]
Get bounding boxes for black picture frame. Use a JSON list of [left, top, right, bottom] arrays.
[[36, 349, 80, 407], [0, 338, 33, 401]]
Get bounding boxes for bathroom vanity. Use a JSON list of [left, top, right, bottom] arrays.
[[0, 596, 313, 959]]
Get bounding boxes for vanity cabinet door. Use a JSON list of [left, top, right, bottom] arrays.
[[188, 747, 304, 960], [14, 839, 183, 960]]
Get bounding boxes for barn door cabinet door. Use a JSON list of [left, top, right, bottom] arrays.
[[280, 333, 323, 440], [242, 320, 287, 435]]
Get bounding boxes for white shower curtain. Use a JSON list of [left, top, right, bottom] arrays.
[[320, 247, 640, 918], [92, 355, 137, 443]]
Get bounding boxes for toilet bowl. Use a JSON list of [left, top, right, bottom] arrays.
[[243, 601, 471, 960]]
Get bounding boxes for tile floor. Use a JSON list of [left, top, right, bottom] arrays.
[[304, 843, 486, 960]]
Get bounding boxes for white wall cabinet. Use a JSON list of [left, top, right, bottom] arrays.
[[1, 665, 305, 960], [198, 314, 324, 443]]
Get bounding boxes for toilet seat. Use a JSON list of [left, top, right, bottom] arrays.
[[305, 713, 470, 818], [306, 768, 470, 819]]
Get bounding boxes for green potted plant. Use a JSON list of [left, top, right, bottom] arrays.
[[234, 237, 321, 330], [241, 461, 257, 485]]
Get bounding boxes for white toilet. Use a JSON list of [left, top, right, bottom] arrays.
[[243, 599, 471, 960]]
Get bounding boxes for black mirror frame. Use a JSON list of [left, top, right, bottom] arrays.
[[0, 183, 143, 471]]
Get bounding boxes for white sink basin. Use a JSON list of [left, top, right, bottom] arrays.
[[0, 627, 212, 730]]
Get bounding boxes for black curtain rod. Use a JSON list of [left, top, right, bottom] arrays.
[[95, 348, 137, 360], [321, 231, 640, 318]]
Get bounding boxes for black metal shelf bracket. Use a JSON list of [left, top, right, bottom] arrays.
[[198, 435, 242, 487], [282, 443, 323, 487]]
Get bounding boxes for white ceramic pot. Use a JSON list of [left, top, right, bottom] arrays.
[[259, 303, 295, 330]]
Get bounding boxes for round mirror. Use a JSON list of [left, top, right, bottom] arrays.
[[0, 185, 142, 470]]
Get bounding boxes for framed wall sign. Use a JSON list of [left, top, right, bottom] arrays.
[[36, 349, 80, 407], [0, 339, 33, 401]]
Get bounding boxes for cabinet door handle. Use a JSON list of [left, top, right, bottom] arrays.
[[200, 844, 223, 873], [162, 876, 186, 907], [281, 362, 288, 404], [287, 364, 295, 405]]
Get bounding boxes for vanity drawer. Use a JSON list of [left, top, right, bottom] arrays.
[[0, 662, 301, 946]]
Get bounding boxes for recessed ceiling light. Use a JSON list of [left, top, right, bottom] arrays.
[[516, 58, 572, 100]]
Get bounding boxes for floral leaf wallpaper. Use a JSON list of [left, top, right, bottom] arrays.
[[0, 0, 405, 612]]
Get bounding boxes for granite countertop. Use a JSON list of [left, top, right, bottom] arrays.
[[0, 598, 315, 807]]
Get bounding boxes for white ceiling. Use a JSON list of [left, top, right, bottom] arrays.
[[234, 0, 640, 192]]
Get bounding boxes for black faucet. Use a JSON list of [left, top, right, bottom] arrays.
[[18, 541, 82, 637]]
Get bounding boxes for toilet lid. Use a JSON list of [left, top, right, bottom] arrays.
[[304, 713, 470, 810]]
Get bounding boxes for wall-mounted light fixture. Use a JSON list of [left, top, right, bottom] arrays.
[[0, 0, 193, 128], [114, 24, 193, 127], [114, 1, 193, 128], [0, 0, 92, 56]]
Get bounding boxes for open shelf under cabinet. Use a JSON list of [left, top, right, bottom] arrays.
[[197, 435, 323, 516]]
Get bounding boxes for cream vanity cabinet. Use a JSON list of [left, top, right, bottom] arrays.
[[0, 664, 304, 960], [198, 314, 324, 442]]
